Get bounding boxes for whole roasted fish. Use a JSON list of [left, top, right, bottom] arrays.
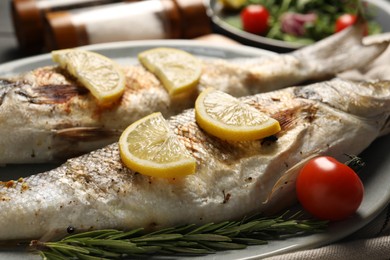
[[0, 23, 388, 164], [0, 79, 389, 241]]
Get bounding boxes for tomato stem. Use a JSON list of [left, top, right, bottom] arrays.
[[344, 154, 365, 173]]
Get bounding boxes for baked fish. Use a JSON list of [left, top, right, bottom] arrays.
[[0, 23, 388, 164], [0, 79, 389, 241]]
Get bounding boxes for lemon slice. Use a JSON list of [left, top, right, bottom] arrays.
[[219, 0, 246, 10], [119, 112, 196, 178], [195, 88, 281, 141], [138, 47, 202, 96], [52, 49, 125, 105]]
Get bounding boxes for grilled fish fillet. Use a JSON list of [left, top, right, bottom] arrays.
[[0, 79, 389, 241], [0, 23, 388, 164]]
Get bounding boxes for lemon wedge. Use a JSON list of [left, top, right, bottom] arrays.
[[195, 88, 281, 141], [138, 47, 202, 96], [52, 49, 125, 105], [119, 112, 196, 178]]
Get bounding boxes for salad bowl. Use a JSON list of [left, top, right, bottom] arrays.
[[206, 0, 390, 52]]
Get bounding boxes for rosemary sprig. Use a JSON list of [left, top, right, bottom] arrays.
[[31, 211, 327, 259]]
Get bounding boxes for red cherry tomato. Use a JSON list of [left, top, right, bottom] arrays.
[[335, 14, 357, 33], [240, 5, 269, 35], [296, 156, 364, 221]]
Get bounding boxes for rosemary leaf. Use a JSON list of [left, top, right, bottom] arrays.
[[183, 234, 232, 242], [186, 222, 220, 235], [219, 220, 272, 235], [198, 221, 232, 233], [142, 226, 180, 236], [214, 220, 242, 233], [108, 245, 161, 255], [142, 242, 181, 248], [50, 248, 72, 258], [77, 246, 122, 258], [44, 242, 90, 255], [39, 250, 69, 260], [166, 246, 216, 255], [130, 233, 183, 242], [51, 247, 78, 258], [64, 230, 120, 240], [253, 219, 280, 230], [106, 228, 144, 240], [133, 245, 162, 252], [93, 231, 123, 240], [170, 224, 197, 234], [80, 239, 137, 249], [295, 223, 322, 231], [174, 241, 201, 247]]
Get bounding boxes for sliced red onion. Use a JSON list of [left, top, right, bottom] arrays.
[[281, 12, 318, 36]]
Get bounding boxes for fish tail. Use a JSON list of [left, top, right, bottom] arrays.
[[292, 20, 390, 78]]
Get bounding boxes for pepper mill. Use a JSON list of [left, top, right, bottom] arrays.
[[11, 0, 138, 53], [43, 0, 211, 50]]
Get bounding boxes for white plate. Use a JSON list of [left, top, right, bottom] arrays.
[[0, 40, 389, 259]]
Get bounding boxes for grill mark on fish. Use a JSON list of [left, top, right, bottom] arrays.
[[34, 84, 87, 104], [17, 84, 88, 104], [174, 113, 256, 165], [273, 107, 306, 130], [273, 105, 318, 130], [54, 127, 121, 140], [244, 90, 318, 132]]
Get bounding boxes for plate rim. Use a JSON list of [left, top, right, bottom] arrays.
[[0, 39, 277, 75]]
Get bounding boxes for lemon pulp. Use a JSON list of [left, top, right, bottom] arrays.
[[52, 49, 125, 105], [119, 112, 196, 178]]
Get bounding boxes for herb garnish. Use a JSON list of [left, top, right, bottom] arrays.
[[31, 211, 327, 259]]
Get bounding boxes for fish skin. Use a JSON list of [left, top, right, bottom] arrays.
[[0, 79, 389, 241], [0, 23, 388, 164]]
